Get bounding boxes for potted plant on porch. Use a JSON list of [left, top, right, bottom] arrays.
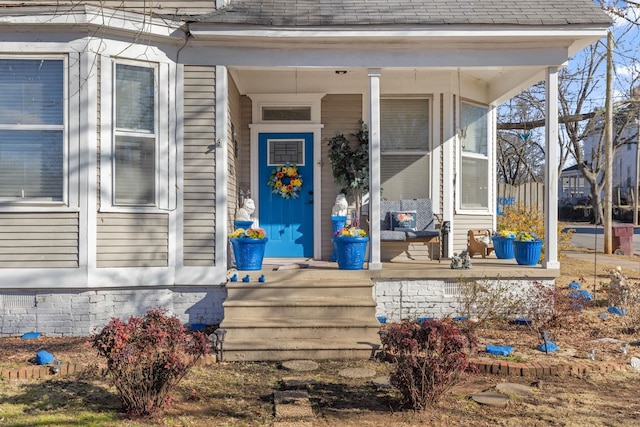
[[333, 225, 369, 270], [327, 120, 369, 225], [513, 231, 543, 266], [229, 228, 268, 271], [492, 229, 516, 259]]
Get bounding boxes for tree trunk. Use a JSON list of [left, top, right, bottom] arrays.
[[590, 187, 604, 225]]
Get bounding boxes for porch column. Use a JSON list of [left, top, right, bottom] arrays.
[[368, 68, 382, 269], [544, 66, 560, 269]]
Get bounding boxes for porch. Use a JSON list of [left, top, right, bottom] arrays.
[[259, 257, 560, 281], [220, 257, 559, 361]]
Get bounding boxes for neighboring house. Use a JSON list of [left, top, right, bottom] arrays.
[[560, 104, 640, 206], [559, 164, 588, 205], [0, 1, 610, 337]]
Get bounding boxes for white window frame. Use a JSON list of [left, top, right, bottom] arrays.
[[100, 57, 172, 212], [0, 55, 69, 207], [380, 95, 432, 200], [457, 100, 492, 214]]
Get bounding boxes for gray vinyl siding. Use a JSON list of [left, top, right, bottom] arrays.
[[183, 65, 216, 266], [236, 95, 252, 204], [96, 213, 168, 267], [0, 1, 216, 15], [0, 212, 79, 268], [227, 76, 242, 232], [320, 94, 362, 260], [452, 214, 493, 254]]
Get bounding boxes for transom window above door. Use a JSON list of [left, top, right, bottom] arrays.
[[262, 106, 311, 122], [267, 139, 305, 166]]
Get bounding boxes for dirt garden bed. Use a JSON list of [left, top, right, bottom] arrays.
[[1, 255, 640, 425], [1, 255, 640, 371]]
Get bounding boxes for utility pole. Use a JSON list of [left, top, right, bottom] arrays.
[[635, 118, 640, 226], [604, 31, 613, 254]]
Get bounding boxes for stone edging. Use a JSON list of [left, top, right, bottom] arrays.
[[1, 354, 217, 382], [470, 357, 629, 377], [1, 355, 629, 382]]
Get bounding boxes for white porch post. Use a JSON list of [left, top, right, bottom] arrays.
[[215, 66, 229, 268], [368, 68, 382, 269], [544, 66, 560, 269]]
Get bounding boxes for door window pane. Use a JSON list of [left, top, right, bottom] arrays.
[[0, 59, 64, 201], [268, 139, 304, 165]]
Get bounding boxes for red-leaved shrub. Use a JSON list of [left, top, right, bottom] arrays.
[[380, 319, 476, 410], [92, 308, 209, 417]]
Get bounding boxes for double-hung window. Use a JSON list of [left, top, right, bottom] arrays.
[[460, 101, 490, 210], [380, 98, 431, 199], [0, 58, 65, 203], [113, 62, 157, 206]]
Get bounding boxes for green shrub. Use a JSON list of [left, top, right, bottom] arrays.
[[92, 308, 209, 417], [380, 320, 476, 410], [498, 203, 575, 257]]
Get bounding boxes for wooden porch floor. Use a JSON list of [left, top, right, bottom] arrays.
[[252, 257, 560, 282]]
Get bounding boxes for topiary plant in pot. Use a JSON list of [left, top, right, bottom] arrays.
[[327, 120, 369, 224]]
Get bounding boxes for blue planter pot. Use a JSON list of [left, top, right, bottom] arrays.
[[234, 220, 254, 230], [330, 216, 348, 262], [230, 237, 268, 270], [333, 236, 369, 270], [514, 240, 543, 266], [492, 236, 515, 259]]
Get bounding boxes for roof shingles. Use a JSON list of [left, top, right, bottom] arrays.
[[195, 0, 611, 27]]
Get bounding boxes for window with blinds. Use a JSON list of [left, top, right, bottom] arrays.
[[0, 59, 64, 202], [460, 101, 489, 210], [380, 98, 431, 200], [113, 63, 157, 205]]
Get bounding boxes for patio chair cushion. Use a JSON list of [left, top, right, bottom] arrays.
[[406, 229, 440, 240], [390, 211, 417, 231], [400, 198, 436, 232], [380, 200, 401, 230], [380, 229, 407, 241], [377, 198, 440, 243]]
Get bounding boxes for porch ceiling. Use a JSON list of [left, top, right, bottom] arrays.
[[185, 26, 607, 104], [227, 65, 545, 107]]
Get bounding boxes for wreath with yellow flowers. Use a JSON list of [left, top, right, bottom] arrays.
[[267, 164, 303, 199]]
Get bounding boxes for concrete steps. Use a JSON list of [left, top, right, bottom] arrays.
[[220, 276, 381, 361]]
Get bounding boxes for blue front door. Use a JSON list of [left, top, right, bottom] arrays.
[[259, 133, 314, 257]]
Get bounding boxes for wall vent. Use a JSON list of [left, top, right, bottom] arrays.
[[443, 281, 460, 297], [0, 293, 36, 309]]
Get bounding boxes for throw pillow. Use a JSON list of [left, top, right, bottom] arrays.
[[391, 211, 417, 231]]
